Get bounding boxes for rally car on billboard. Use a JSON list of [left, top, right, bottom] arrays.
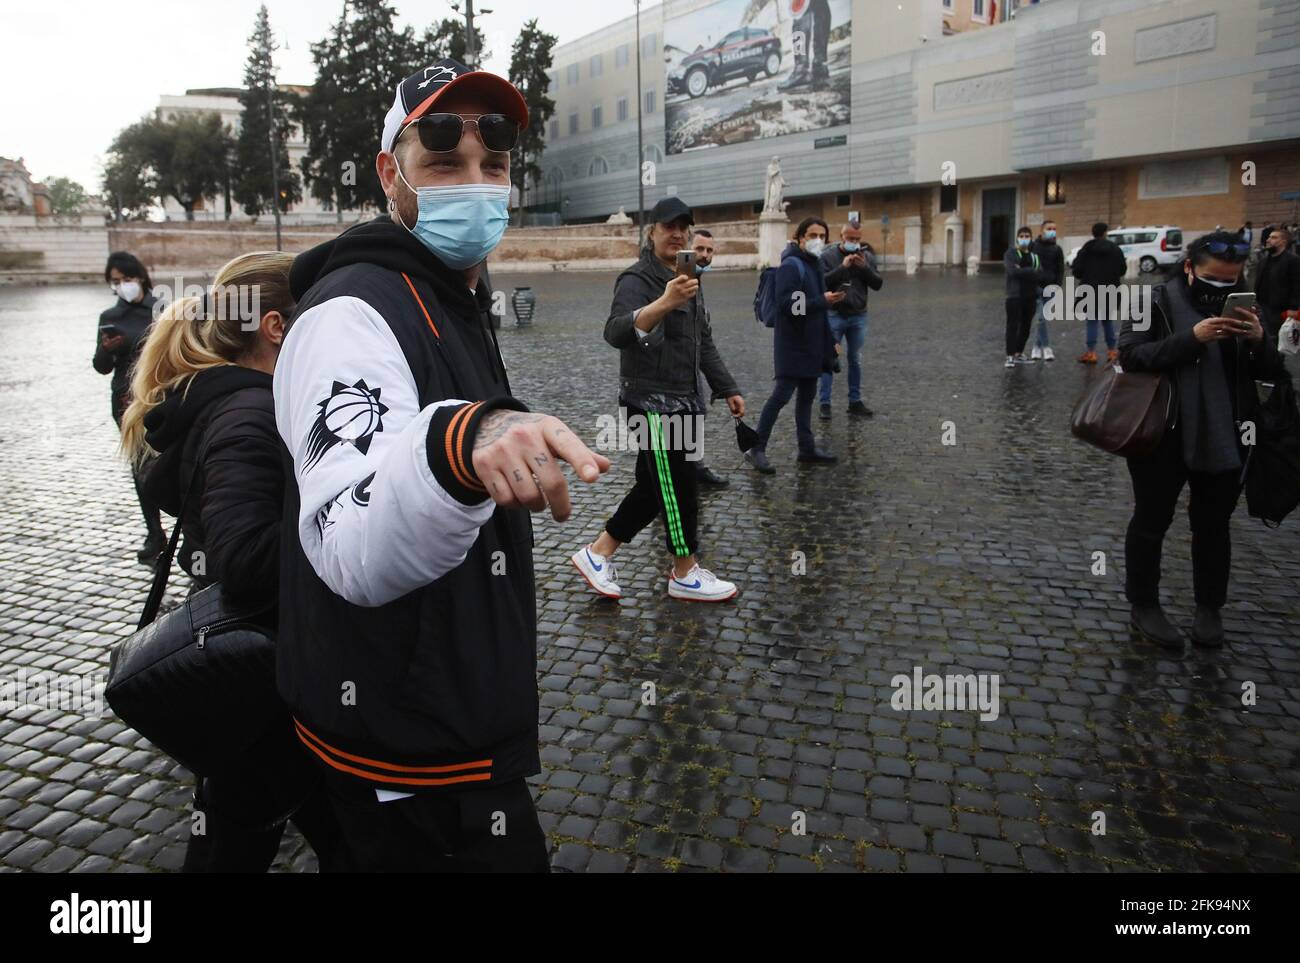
[[667, 26, 783, 99]]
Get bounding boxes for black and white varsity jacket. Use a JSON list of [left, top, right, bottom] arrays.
[[274, 216, 538, 792]]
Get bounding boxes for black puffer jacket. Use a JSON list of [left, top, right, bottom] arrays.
[[93, 295, 156, 423], [141, 365, 282, 607], [603, 248, 739, 412]]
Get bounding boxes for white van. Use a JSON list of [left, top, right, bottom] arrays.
[[1066, 226, 1184, 274]]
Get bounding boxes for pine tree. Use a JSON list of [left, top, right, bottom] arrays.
[[509, 20, 557, 217], [419, 17, 485, 65], [298, 0, 417, 213], [234, 5, 301, 217]]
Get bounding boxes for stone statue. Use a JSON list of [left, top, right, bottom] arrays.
[[762, 156, 787, 215], [605, 205, 633, 225]]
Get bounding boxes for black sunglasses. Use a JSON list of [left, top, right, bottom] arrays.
[[403, 112, 520, 153], [1202, 240, 1251, 258]]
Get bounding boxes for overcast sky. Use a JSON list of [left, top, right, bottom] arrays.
[[0, 0, 642, 192]]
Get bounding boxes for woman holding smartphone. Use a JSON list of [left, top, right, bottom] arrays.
[[94, 251, 166, 563], [1118, 231, 1290, 649]]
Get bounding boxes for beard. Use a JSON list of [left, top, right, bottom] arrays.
[[389, 183, 420, 231]]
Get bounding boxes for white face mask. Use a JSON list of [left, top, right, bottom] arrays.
[[116, 280, 142, 303], [805, 237, 826, 256]]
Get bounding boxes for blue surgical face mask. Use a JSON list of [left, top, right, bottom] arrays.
[[393, 159, 510, 270], [694, 263, 711, 275], [1017, 236, 1031, 248], [842, 242, 860, 252], [1044, 230, 1057, 240]]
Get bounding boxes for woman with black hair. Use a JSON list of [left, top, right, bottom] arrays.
[[94, 251, 165, 562], [1118, 230, 1290, 649], [745, 216, 842, 473]]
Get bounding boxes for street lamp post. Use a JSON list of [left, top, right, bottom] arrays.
[[635, 0, 646, 244], [266, 76, 283, 252]]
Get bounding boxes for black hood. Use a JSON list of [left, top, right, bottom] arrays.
[[289, 214, 489, 322], [144, 364, 272, 455]]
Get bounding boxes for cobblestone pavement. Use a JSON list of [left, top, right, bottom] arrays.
[[2, 269, 1298, 874]]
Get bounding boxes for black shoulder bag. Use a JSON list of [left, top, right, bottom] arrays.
[[105, 446, 283, 776]]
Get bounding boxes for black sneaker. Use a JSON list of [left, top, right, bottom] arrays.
[[847, 401, 873, 418], [744, 449, 775, 474], [1189, 606, 1224, 647], [1130, 604, 1183, 650], [695, 464, 730, 488], [819, 403, 832, 421], [797, 446, 838, 464]]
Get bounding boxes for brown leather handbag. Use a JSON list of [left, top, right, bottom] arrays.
[[1070, 362, 1174, 457], [1070, 299, 1178, 457]]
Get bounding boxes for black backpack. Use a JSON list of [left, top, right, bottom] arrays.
[[1244, 376, 1300, 527]]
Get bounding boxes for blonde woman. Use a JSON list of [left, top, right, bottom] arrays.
[[121, 251, 339, 872]]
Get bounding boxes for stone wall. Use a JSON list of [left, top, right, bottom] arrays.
[[103, 218, 761, 279], [0, 215, 109, 284]]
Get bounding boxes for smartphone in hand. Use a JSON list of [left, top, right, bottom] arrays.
[[675, 251, 697, 278]]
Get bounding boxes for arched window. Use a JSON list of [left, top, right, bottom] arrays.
[[641, 144, 663, 165], [588, 156, 609, 177]]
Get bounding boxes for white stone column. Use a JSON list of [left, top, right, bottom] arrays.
[[758, 210, 790, 268]]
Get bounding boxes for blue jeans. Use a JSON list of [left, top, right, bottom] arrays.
[[1082, 303, 1117, 350], [1032, 293, 1051, 348], [818, 311, 867, 404]]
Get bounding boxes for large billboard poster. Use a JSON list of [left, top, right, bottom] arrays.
[[663, 0, 852, 155]]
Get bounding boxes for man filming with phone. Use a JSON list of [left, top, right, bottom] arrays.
[[570, 197, 745, 602]]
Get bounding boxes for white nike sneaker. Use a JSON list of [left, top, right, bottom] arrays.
[[571, 544, 621, 598], [1043, 346, 1056, 361], [667, 564, 737, 602], [1030, 345, 1043, 360]]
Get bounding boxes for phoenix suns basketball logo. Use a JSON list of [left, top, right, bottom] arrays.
[[304, 379, 389, 472]]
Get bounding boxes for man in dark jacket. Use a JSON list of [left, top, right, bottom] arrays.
[[747, 217, 841, 472], [690, 227, 730, 488], [818, 221, 882, 419], [1255, 224, 1300, 339], [1003, 226, 1049, 367], [1071, 221, 1128, 364], [95, 251, 165, 562], [274, 59, 609, 872], [570, 197, 744, 603], [1028, 219, 1065, 361]]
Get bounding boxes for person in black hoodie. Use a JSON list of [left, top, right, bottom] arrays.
[[96, 251, 166, 562], [119, 251, 342, 872], [274, 59, 609, 872], [1118, 231, 1289, 649], [1071, 222, 1128, 364], [1028, 219, 1064, 362]]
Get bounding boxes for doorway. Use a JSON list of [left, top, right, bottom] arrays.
[[981, 187, 1017, 261]]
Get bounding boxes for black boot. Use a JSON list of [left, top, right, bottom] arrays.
[[819, 403, 832, 421], [1130, 604, 1183, 650], [848, 401, 873, 418], [745, 448, 775, 474], [797, 445, 838, 464], [137, 530, 167, 565], [1189, 606, 1224, 648], [695, 463, 729, 488], [779, 65, 809, 92]]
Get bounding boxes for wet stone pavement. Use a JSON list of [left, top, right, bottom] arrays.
[[1, 269, 1299, 874]]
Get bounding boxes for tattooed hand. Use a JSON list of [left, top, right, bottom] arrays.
[[471, 410, 611, 521]]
